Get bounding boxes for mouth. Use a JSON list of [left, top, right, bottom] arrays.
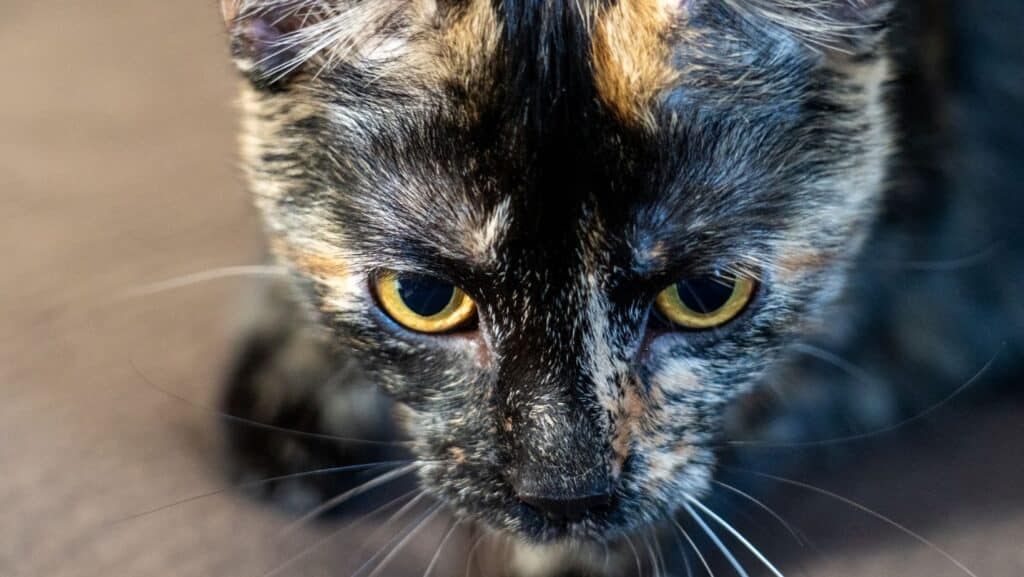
[[430, 477, 635, 543], [497, 485, 658, 544], [423, 454, 699, 544]]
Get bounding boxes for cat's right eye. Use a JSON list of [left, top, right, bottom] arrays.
[[373, 271, 477, 334], [654, 273, 757, 330]]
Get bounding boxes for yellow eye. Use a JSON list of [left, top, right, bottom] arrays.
[[374, 271, 477, 333], [654, 274, 756, 330]]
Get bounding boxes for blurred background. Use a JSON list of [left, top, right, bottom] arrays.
[[1, 2, 1022, 577]]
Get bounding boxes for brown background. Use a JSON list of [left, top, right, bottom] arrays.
[[2, 3, 1022, 576]]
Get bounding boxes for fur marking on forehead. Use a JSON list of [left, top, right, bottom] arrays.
[[591, 0, 683, 129], [460, 197, 513, 266]]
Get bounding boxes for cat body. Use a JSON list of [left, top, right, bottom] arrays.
[[218, 0, 1023, 574]]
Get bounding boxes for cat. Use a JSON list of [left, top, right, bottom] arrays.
[[217, 0, 1023, 575]]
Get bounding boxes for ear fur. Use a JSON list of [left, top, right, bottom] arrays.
[[721, 0, 896, 56], [221, 1, 325, 88]]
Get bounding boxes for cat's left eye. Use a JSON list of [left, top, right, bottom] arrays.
[[374, 271, 477, 334]]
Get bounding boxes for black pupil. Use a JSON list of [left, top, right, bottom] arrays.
[[395, 275, 456, 317], [676, 277, 735, 314]]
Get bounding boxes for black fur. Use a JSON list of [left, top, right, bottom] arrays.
[[220, 0, 1022, 574]]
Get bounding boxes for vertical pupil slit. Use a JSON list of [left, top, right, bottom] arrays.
[[395, 276, 456, 317]]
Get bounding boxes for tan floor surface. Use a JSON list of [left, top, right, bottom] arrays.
[[2, 3, 1022, 576]]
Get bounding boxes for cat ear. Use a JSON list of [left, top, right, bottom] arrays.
[[220, 1, 319, 88], [721, 0, 896, 57]]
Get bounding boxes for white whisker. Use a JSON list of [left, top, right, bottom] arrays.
[[710, 479, 805, 546], [729, 345, 1004, 449], [463, 531, 489, 577], [347, 489, 430, 564], [669, 515, 714, 577], [652, 527, 670, 577], [112, 461, 413, 525], [679, 536, 695, 577], [881, 241, 1002, 272], [688, 498, 785, 577], [261, 487, 419, 577], [279, 462, 422, 537], [792, 343, 881, 387], [683, 501, 750, 577], [358, 502, 445, 577], [118, 265, 289, 299], [732, 469, 979, 577], [423, 519, 462, 577], [643, 533, 661, 577], [624, 534, 645, 577], [131, 362, 412, 447]]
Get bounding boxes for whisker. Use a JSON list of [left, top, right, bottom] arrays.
[[279, 462, 422, 537], [261, 486, 419, 577], [726, 345, 1004, 449], [688, 498, 785, 577], [643, 533, 660, 577], [683, 501, 750, 577], [624, 534, 645, 577], [710, 479, 805, 546], [652, 528, 670, 577], [792, 343, 881, 388], [131, 362, 412, 447], [678, 534, 695, 577], [877, 241, 1003, 273], [727, 468, 979, 577], [669, 514, 714, 577], [464, 530, 489, 577], [499, 532, 516, 577], [117, 265, 290, 299], [361, 503, 445, 577], [109, 460, 414, 525], [345, 488, 430, 568], [422, 519, 462, 577]]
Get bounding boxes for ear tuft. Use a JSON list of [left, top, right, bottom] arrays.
[[222, 1, 319, 88]]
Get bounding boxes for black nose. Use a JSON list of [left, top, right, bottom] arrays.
[[518, 490, 612, 523]]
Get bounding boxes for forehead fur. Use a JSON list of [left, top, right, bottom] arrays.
[[228, 0, 891, 123], [591, 0, 683, 128], [234, 0, 893, 282], [226, 0, 502, 94]]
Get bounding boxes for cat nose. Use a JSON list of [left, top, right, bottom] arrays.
[[518, 489, 613, 523]]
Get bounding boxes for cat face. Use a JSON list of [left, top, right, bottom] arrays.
[[226, 0, 892, 543]]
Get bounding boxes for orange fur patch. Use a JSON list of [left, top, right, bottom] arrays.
[[448, 446, 467, 464], [439, 0, 501, 83], [267, 235, 349, 281], [294, 253, 349, 280], [775, 249, 832, 281], [611, 384, 644, 470], [592, 0, 682, 129]]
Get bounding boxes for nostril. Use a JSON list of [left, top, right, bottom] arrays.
[[518, 491, 612, 523]]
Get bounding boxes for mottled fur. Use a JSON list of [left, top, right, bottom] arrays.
[[217, 0, 1022, 575]]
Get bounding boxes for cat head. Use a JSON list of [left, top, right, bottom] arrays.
[[223, 0, 893, 542]]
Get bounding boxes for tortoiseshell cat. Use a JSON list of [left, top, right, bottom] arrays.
[[218, 0, 1023, 574]]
